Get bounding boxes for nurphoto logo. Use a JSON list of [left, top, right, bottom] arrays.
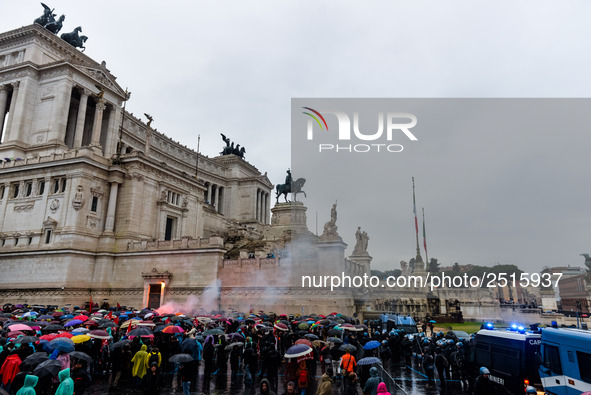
[[302, 107, 418, 153]]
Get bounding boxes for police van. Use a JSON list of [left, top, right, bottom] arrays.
[[472, 328, 542, 394], [539, 327, 591, 394]]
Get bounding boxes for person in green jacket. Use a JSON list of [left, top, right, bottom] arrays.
[[15, 374, 38, 395], [54, 368, 74, 395]]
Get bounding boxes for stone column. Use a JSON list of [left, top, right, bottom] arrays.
[[264, 193, 269, 224], [90, 99, 106, 148], [218, 187, 224, 215], [206, 183, 212, 204], [214, 185, 220, 213], [104, 181, 119, 234], [3, 82, 19, 142], [0, 85, 8, 140], [144, 128, 151, 155], [73, 89, 90, 148]]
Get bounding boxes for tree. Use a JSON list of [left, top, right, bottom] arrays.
[[452, 262, 460, 272], [427, 258, 440, 273]]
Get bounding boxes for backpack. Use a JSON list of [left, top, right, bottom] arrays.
[[148, 352, 159, 367], [298, 368, 309, 388]]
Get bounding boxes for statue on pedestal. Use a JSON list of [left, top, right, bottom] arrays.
[[320, 202, 340, 240], [353, 226, 369, 255], [275, 169, 306, 203]]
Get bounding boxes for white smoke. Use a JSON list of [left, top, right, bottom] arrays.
[[156, 279, 221, 315]]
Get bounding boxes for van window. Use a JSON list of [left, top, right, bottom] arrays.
[[543, 345, 562, 375]]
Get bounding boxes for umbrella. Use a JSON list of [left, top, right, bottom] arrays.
[[295, 339, 312, 347], [363, 340, 381, 350], [180, 338, 198, 354], [137, 321, 156, 327], [22, 352, 48, 370], [339, 344, 357, 353], [327, 337, 343, 344], [274, 323, 289, 331], [203, 328, 224, 336], [73, 315, 89, 321], [169, 353, 194, 363], [50, 337, 74, 346], [127, 327, 154, 337], [22, 312, 38, 318], [33, 359, 62, 378], [12, 336, 39, 345], [8, 331, 26, 338], [72, 335, 91, 344], [358, 357, 382, 366], [71, 328, 90, 334], [285, 344, 312, 358], [224, 342, 244, 351], [304, 333, 319, 340], [64, 319, 83, 327], [43, 324, 65, 331], [297, 323, 309, 330], [327, 329, 343, 336], [69, 351, 93, 363], [110, 339, 131, 349], [88, 330, 111, 339], [162, 325, 184, 334], [429, 320, 437, 324], [7, 323, 32, 331], [38, 315, 54, 320], [99, 322, 118, 328], [119, 319, 141, 329], [82, 320, 98, 327], [55, 333, 74, 339]]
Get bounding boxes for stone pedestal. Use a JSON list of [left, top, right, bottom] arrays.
[[268, 202, 313, 239], [349, 253, 372, 274]]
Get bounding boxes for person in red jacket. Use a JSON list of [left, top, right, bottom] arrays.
[[0, 350, 22, 392]]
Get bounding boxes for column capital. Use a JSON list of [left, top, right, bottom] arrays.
[[10, 81, 20, 89], [95, 99, 107, 112], [0, 85, 9, 93], [77, 87, 91, 97]]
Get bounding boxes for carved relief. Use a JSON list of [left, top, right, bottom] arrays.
[[14, 203, 34, 212], [49, 199, 60, 213], [72, 185, 85, 210], [86, 216, 100, 229]]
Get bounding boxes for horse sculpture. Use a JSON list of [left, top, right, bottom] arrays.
[[60, 27, 87, 52], [45, 14, 65, 34], [276, 178, 306, 203]]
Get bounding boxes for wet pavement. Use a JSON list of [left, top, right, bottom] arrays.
[[84, 360, 466, 394]]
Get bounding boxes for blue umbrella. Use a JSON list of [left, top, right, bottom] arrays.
[[363, 340, 381, 350], [49, 341, 74, 353], [358, 357, 382, 366], [64, 319, 83, 327], [284, 344, 312, 358]]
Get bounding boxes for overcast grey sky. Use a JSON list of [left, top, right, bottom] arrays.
[[5, 2, 591, 272]]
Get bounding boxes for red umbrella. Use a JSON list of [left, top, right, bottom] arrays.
[[73, 315, 89, 321], [295, 339, 312, 347], [82, 320, 98, 327], [55, 332, 73, 339], [39, 334, 58, 341], [162, 325, 185, 334], [274, 323, 289, 331], [8, 331, 25, 338]]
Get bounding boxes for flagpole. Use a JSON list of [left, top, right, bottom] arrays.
[[422, 207, 429, 265], [412, 177, 424, 270]]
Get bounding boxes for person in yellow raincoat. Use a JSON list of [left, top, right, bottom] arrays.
[[131, 344, 148, 388]]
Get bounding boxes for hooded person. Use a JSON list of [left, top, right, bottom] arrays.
[[15, 374, 38, 395], [54, 368, 74, 395], [362, 367, 382, 395], [0, 351, 21, 390], [259, 378, 276, 395], [315, 367, 333, 395], [131, 344, 149, 388], [376, 382, 391, 395]]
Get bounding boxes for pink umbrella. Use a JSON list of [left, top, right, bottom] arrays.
[[8, 324, 33, 332], [162, 325, 184, 334]]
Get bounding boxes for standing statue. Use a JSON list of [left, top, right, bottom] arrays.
[[353, 226, 370, 255], [582, 254, 591, 271], [321, 202, 339, 239], [144, 113, 154, 128], [34, 3, 56, 27], [275, 169, 306, 203]]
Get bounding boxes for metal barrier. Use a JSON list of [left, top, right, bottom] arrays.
[[373, 362, 409, 395]]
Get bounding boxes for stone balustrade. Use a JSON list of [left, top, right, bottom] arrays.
[[127, 235, 224, 251], [222, 257, 280, 268]]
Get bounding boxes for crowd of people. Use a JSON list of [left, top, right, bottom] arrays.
[[0, 303, 515, 394]]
